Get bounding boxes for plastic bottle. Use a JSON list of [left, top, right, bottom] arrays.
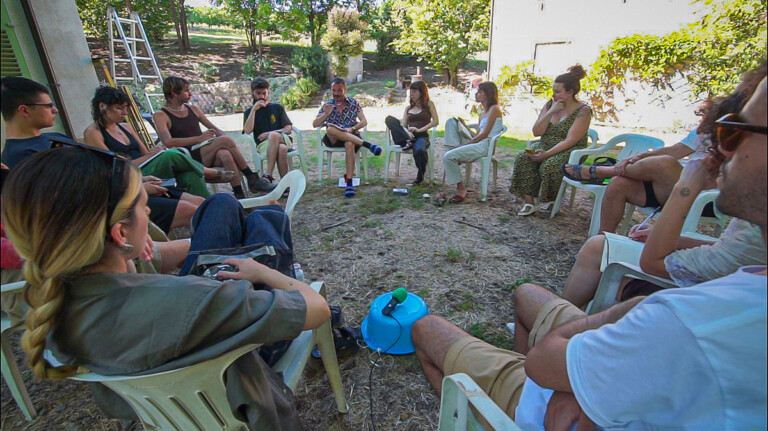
[[293, 263, 304, 282]]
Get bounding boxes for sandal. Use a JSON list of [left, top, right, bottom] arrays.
[[561, 164, 602, 184], [538, 202, 555, 213], [262, 174, 275, 183], [517, 203, 536, 216], [433, 194, 447, 206], [448, 194, 466, 204], [207, 168, 236, 183]]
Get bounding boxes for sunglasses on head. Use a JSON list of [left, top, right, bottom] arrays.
[[714, 113, 768, 152], [48, 138, 130, 224]]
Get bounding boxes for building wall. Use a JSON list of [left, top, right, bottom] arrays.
[[1, 0, 98, 143], [488, 0, 698, 80]]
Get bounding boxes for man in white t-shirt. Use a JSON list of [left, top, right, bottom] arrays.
[[412, 71, 767, 430]]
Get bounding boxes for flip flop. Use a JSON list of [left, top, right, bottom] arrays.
[[448, 195, 466, 204], [561, 164, 601, 184], [207, 168, 236, 183], [433, 194, 447, 206], [538, 202, 555, 213], [517, 203, 536, 216]]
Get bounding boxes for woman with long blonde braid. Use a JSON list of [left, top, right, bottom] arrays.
[[3, 146, 329, 429]]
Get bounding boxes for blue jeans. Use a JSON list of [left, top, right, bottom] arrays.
[[179, 193, 284, 275]]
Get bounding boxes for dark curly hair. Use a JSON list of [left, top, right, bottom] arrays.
[[90, 86, 131, 129]]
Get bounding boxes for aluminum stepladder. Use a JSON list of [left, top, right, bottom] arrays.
[[106, 6, 164, 116]]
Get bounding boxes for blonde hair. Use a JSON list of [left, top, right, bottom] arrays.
[[2, 148, 142, 379]]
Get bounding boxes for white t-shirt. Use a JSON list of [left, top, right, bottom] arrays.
[[679, 129, 711, 161], [564, 266, 767, 431]]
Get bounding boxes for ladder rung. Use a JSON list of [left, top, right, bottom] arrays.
[[139, 75, 159, 79], [113, 58, 131, 62], [133, 57, 152, 61], [115, 77, 134, 81], [116, 17, 139, 24], [146, 93, 164, 97], [125, 37, 145, 42]]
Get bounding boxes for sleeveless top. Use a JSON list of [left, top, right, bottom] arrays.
[[539, 102, 590, 151], [406, 107, 432, 130], [161, 105, 203, 139], [478, 116, 504, 140], [100, 123, 143, 159]]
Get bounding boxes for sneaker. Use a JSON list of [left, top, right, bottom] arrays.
[[367, 143, 382, 156], [248, 174, 277, 193], [344, 185, 355, 198]]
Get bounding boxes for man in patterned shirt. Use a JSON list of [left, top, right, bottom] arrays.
[[313, 77, 382, 198]]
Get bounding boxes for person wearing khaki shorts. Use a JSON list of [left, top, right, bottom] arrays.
[[412, 283, 585, 420]]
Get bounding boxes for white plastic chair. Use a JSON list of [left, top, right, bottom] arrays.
[[455, 125, 509, 202], [550, 133, 665, 236], [315, 126, 369, 184], [586, 262, 677, 315], [438, 373, 523, 431], [248, 126, 309, 180], [1, 281, 37, 420], [528, 129, 599, 208], [616, 189, 728, 239], [383, 126, 436, 184], [64, 281, 347, 431], [238, 169, 306, 219]]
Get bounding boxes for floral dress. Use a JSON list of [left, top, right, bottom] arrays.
[[510, 104, 591, 202]]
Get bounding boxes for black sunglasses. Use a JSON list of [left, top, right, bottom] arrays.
[[715, 113, 768, 152], [48, 138, 130, 223], [25, 102, 56, 109]]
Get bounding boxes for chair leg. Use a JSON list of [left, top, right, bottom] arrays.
[[384, 150, 391, 182], [2, 332, 37, 420], [310, 283, 348, 414], [588, 190, 606, 237], [464, 163, 472, 187], [395, 153, 401, 178], [327, 152, 334, 180], [479, 160, 491, 202], [550, 182, 568, 219], [491, 159, 498, 193], [569, 185, 577, 207], [617, 204, 637, 235]]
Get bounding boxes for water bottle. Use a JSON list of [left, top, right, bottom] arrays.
[[293, 263, 305, 282]]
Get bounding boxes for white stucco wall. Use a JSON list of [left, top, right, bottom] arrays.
[[488, 0, 699, 80], [28, 0, 99, 140]]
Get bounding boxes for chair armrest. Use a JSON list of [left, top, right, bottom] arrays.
[[567, 143, 615, 164], [290, 125, 303, 148], [526, 138, 540, 149], [588, 262, 677, 315], [1, 281, 25, 294], [439, 373, 523, 431]]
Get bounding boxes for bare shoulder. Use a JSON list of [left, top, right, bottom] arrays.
[[576, 104, 592, 118]]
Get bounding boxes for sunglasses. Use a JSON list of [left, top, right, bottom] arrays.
[[48, 138, 130, 224], [715, 113, 768, 152]]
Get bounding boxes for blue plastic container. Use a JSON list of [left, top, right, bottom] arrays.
[[362, 291, 429, 355]]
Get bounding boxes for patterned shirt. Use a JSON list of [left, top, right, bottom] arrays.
[[318, 97, 362, 129]]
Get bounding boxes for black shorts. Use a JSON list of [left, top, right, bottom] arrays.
[[643, 181, 716, 217], [189, 146, 203, 163], [322, 133, 361, 153], [147, 187, 184, 233]]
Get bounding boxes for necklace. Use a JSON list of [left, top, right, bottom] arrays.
[[164, 104, 186, 113]]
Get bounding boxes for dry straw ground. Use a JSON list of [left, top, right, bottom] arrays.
[[1, 134, 604, 431]]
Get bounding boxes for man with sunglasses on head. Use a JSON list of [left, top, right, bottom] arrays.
[[412, 64, 767, 430], [1, 77, 76, 169]]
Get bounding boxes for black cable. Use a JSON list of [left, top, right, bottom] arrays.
[[369, 316, 403, 431]]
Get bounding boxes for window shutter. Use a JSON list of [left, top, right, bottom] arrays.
[[1, 28, 24, 77]]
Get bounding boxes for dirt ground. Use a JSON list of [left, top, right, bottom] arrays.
[[1, 126, 606, 430], [3, 36, 625, 431]]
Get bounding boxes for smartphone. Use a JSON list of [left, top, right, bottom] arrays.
[[525, 148, 536, 154]]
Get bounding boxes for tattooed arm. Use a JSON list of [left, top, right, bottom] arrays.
[[639, 157, 722, 277], [535, 105, 592, 160]]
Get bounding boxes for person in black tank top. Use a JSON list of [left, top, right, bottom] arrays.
[[83, 86, 205, 233], [385, 81, 440, 184], [153, 76, 276, 199]]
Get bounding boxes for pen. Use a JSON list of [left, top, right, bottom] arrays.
[[636, 206, 662, 232]]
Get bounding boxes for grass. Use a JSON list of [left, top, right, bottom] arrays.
[[466, 322, 514, 350], [357, 193, 405, 216], [345, 81, 394, 100], [446, 247, 462, 262]]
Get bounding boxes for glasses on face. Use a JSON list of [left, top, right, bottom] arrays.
[[25, 102, 56, 110], [715, 113, 768, 152], [48, 139, 130, 224]]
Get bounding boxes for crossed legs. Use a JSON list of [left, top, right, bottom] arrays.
[[264, 131, 289, 178], [199, 136, 251, 187], [325, 127, 364, 179]]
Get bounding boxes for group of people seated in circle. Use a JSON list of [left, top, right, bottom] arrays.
[[1, 56, 766, 430]]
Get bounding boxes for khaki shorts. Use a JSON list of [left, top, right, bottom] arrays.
[[443, 297, 585, 418]]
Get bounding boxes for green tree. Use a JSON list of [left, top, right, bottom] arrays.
[[320, 7, 366, 78], [286, 0, 375, 46], [368, 0, 402, 69], [215, 0, 291, 55], [391, 0, 490, 87], [76, 0, 175, 42]]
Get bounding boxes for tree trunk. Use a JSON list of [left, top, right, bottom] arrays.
[[167, 0, 184, 51], [178, 0, 191, 51], [123, 0, 134, 12], [309, 13, 318, 46], [258, 29, 263, 61]]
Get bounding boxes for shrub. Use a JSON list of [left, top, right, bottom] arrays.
[[243, 54, 274, 80], [321, 8, 366, 78], [280, 78, 320, 110], [192, 62, 219, 83], [292, 46, 329, 85]]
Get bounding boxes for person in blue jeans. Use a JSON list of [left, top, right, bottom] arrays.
[[2, 146, 329, 429]]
